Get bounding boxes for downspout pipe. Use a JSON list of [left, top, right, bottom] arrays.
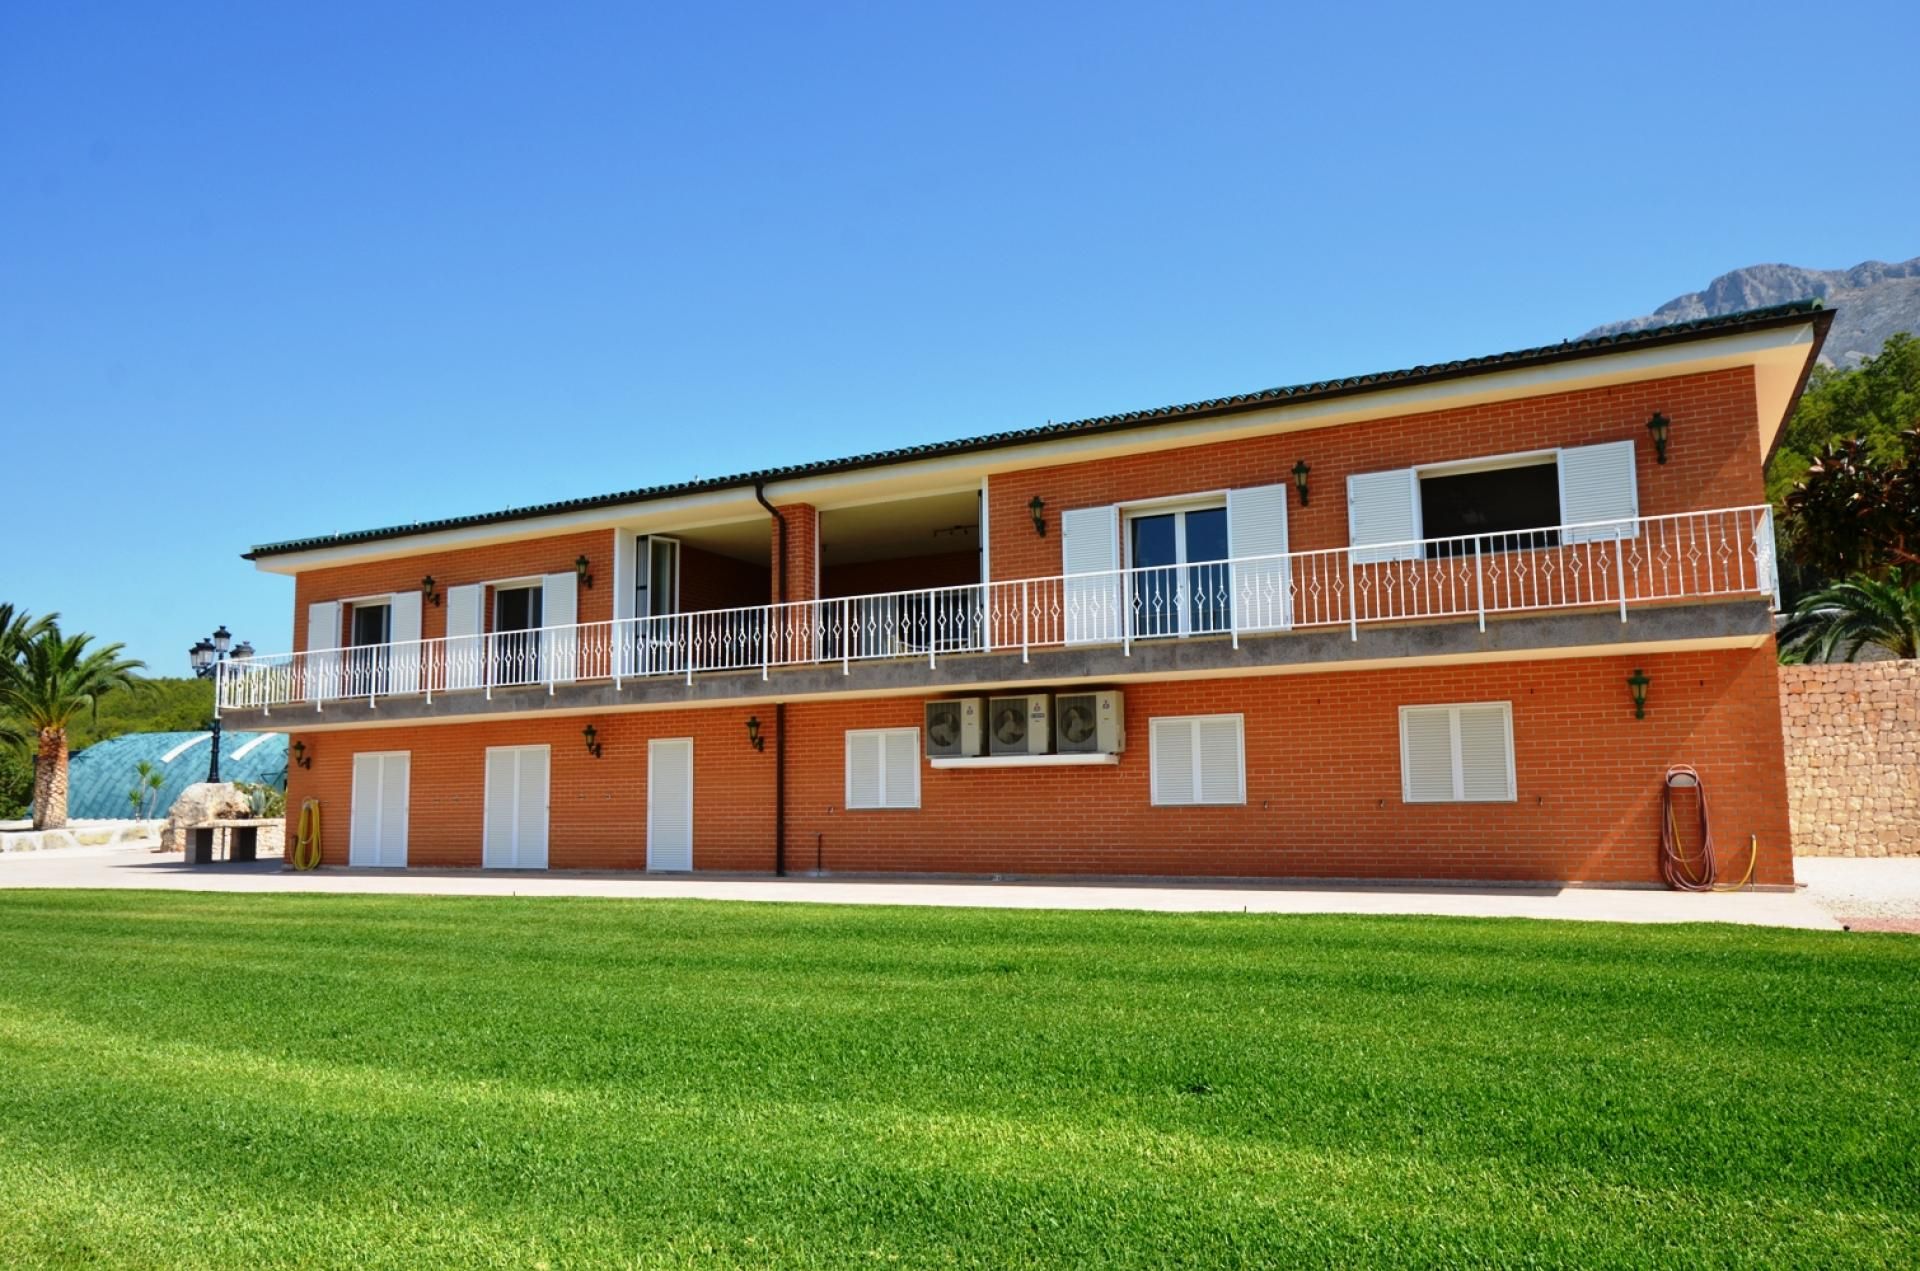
[[754, 481, 787, 877]]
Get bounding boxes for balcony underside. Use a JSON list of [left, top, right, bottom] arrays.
[[222, 599, 1774, 733]]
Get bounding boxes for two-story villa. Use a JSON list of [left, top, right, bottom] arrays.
[[221, 302, 1829, 884]]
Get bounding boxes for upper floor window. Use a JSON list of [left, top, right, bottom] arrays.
[[1349, 440, 1639, 565], [1418, 457, 1561, 559]]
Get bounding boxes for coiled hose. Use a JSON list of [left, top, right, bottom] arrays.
[[1658, 765, 1755, 891], [290, 798, 323, 870]]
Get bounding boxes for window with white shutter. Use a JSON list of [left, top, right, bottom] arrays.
[[1150, 715, 1246, 806], [1399, 703, 1515, 803], [1347, 468, 1421, 564], [1557, 440, 1640, 542], [1061, 505, 1123, 644], [845, 728, 920, 809]]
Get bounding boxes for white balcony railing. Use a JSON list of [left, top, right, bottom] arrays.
[[218, 505, 1779, 713]]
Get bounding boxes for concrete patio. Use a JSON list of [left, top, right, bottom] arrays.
[[0, 843, 1851, 930]]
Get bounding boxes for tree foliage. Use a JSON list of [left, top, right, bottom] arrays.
[[1766, 333, 1920, 604], [0, 621, 145, 828], [1777, 572, 1920, 663], [1781, 429, 1920, 580], [1767, 332, 1920, 508]]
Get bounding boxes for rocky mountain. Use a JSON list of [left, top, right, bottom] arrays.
[[1585, 256, 1920, 367]]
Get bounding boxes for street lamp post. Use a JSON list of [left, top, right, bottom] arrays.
[[188, 626, 254, 783]]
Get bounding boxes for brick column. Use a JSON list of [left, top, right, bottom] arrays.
[[771, 503, 819, 604], [770, 503, 818, 662]]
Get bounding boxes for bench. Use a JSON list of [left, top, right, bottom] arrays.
[[185, 818, 282, 865]]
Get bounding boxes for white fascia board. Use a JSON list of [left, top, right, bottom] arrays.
[[253, 323, 1815, 576]]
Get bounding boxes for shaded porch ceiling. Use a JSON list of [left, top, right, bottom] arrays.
[[821, 490, 979, 565]]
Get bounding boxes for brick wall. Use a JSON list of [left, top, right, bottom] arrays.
[[992, 366, 1762, 581], [1780, 659, 1920, 856], [286, 706, 774, 871], [286, 642, 1791, 885], [292, 529, 618, 653]]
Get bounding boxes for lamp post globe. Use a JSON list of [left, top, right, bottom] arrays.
[[188, 627, 247, 783]]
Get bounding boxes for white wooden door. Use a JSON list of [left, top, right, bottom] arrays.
[[647, 737, 694, 871], [483, 745, 550, 869], [348, 752, 410, 867]]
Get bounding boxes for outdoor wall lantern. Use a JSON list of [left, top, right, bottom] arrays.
[[422, 575, 441, 606], [291, 740, 312, 769], [582, 724, 603, 759], [1292, 459, 1312, 506], [1028, 495, 1047, 537], [1646, 412, 1671, 464], [745, 715, 765, 752], [575, 555, 594, 589], [1627, 668, 1651, 719]]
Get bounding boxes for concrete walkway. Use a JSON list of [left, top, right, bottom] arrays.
[[0, 844, 1843, 930]]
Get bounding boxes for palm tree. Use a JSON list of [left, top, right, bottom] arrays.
[[0, 625, 143, 829], [0, 604, 56, 818], [1778, 573, 1920, 663]]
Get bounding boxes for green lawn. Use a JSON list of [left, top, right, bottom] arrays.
[[1, 892, 1915, 1267]]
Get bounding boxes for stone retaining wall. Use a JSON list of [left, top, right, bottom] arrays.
[[0, 820, 164, 854], [1781, 660, 1920, 856]]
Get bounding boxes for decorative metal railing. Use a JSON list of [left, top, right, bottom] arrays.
[[218, 505, 1778, 712]]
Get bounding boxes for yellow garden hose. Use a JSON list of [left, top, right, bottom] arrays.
[[290, 798, 323, 870]]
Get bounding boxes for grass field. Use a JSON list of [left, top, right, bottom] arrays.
[[1, 891, 1915, 1267]]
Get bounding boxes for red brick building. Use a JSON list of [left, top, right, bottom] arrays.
[[222, 303, 1830, 885]]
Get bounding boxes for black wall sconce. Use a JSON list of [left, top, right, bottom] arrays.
[[421, 575, 441, 607], [745, 715, 765, 752], [1027, 495, 1047, 537], [1292, 459, 1311, 506], [291, 740, 312, 769], [575, 555, 594, 589], [1627, 668, 1650, 719], [582, 724, 603, 758], [1646, 412, 1671, 464]]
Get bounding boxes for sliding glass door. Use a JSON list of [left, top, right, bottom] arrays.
[[1128, 506, 1229, 638]]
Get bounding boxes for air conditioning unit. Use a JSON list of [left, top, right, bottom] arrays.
[[924, 698, 984, 758], [987, 694, 1052, 755], [1055, 690, 1125, 754]]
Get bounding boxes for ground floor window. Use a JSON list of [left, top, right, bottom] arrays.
[[1149, 714, 1245, 806], [845, 728, 920, 810], [1399, 702, 1516, 803]]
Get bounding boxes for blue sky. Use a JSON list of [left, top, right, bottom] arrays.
[[3, 1, 1915, 670]]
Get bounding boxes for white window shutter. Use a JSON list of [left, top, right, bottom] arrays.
[[1061, 505, 1122, 645], [1227, 483, 1292, 632], [1152, 715, 1244, 806], [1456, 705, 1515, 802], [306, 601, 341, 702], [387, 592, 422, 694], [883, 730, 920, 808], [1558, 440, 1640, 542], [446, 585, 484, 691], [846, 732, 883, 809], [1347, 468, 1421, 564], [1399, 708, 1456, 803], [1196, 716, 1246, 804], [1150, 718, 1196, 805], [1401, 703, 1515, 803], [540, 572, 579, 684]]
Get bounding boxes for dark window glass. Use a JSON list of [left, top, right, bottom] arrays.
[[1184, 508, 1229, 634], [493, 586, 543, 684], [1420, 464, 1561, 558]]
